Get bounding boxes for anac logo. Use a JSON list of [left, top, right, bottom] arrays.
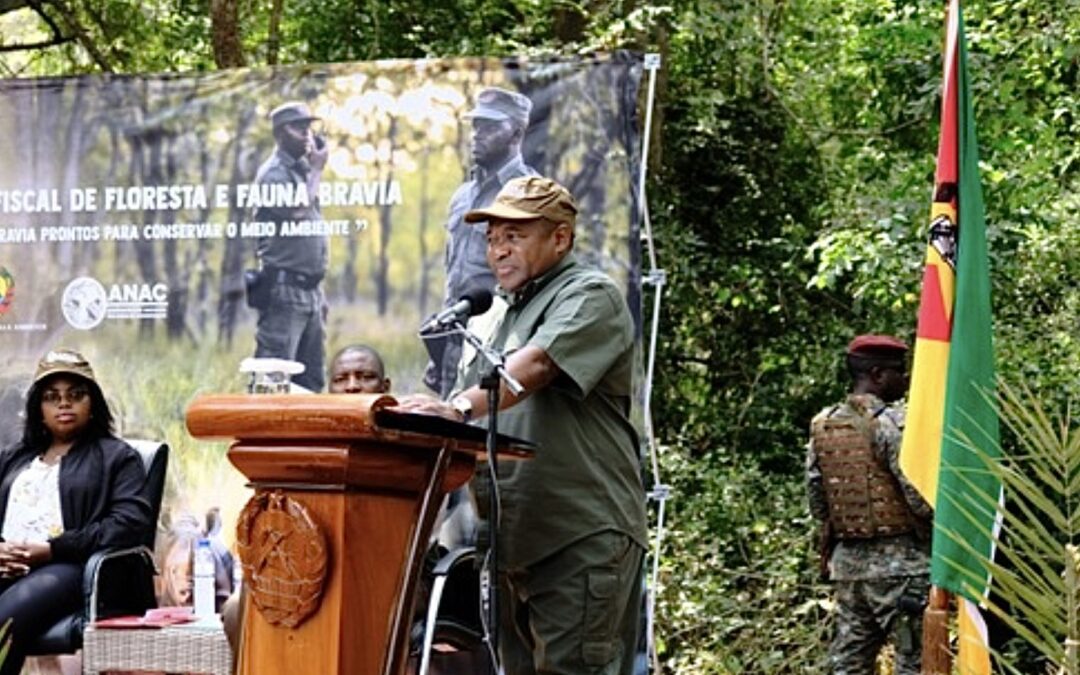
[[0, 267, 13, 315]]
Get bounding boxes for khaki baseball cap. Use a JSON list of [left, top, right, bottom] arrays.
[[33, 348, 96, 384], [464, 176, 578, 226]]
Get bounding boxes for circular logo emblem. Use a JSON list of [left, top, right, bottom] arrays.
[[61, 276, 108, 330], [237, 491, 328, 629], [0, 267, 14, 316]]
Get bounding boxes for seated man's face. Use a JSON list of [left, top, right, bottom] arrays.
[[329, 351, 389, 394]]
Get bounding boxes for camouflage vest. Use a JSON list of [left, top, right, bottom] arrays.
[[812, 402, 916, 540]]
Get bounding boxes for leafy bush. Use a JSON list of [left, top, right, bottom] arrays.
[[654, 448, 831, 674]]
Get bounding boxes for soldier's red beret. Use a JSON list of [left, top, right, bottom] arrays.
[[846, 334, 909, 356]]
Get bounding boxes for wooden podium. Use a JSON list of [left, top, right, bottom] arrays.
[[185, 393, 528, 675]]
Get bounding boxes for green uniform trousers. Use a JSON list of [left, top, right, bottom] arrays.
[[498, 530, 644, 675]]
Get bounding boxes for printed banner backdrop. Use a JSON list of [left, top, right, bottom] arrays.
[[0, 53, 645, 605]]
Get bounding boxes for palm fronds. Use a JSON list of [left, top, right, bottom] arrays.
[[937, 380, 1080, 673]]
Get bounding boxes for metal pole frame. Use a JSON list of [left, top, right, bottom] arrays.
[[636, 52, 669, 675]]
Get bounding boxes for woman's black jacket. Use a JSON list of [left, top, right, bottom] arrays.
[[0, 435, 152, 563]]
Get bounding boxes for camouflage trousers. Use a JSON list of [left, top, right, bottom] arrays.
[[829, 575, 930, 675]]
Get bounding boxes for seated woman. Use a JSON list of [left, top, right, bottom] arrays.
[[0, 348, 152, 675]]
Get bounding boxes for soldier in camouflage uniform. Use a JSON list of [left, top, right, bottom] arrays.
[[806, 335, 932, 674]]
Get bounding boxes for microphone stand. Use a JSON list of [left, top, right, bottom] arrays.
[[453, 319, 523, 675]]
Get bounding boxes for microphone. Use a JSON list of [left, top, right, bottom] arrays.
[[420, 287, 493, 333]]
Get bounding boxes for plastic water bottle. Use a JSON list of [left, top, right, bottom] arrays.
[[193, 538, 216, 617]]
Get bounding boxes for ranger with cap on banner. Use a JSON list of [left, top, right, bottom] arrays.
[[806, 335, 932, 674], [247, 101, 330, 392], [424, 87, 538, 399]]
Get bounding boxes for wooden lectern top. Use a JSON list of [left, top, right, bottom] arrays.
[[185, 392, 533, 459], [186, 392, 394, 440]]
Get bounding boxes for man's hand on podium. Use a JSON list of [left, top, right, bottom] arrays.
[[391, 394, 465, 423]]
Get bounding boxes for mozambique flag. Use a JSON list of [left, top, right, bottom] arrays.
[[899, 0, 1002, 672]]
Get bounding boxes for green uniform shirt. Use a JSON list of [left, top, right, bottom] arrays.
[[465, 254, 648, 568]]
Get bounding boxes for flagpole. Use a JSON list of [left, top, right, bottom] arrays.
[[923, 585, 952, 674]]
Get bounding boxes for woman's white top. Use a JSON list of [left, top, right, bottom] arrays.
[[1, 457, 64, 543]]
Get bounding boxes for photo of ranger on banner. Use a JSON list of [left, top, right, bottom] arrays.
[[0, 51, 661, 674]]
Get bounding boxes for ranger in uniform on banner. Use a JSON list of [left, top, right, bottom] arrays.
[[424, 87, 538, 398], [247, 101, 330, 392]]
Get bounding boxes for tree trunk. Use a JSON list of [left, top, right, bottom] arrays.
[[133, 121, 160, 340], [33, 77, 61, 292], [342, 226, 358, 304], [11, 84, 52, 354], [194, 102, 219, 338], [57, 79, 87, 273], [210, 0, 245, 68], [266, 0, 284, 65], [217, 105, 258, 346], [374, 117, 398, 316], [512, 72, 550, 177], [162, 81, 207, 342], [417, 140, 431, 316], [162, 131, 188, 339]]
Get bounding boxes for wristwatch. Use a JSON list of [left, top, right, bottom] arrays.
[[450, 395, 473, 423]]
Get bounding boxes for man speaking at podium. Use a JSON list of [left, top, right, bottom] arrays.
[[398, 176, 647, 675]]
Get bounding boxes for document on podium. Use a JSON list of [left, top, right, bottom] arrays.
[[373, 407, 535, 458]]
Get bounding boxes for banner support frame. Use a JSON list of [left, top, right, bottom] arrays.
[[636, 51, 669, 675]]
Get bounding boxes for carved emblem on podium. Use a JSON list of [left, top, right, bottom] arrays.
[[237, 491, 329, 628]]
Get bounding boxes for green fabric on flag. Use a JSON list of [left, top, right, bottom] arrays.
[[930, 3, 1002, 604]]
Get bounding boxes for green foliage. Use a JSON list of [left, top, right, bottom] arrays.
[[651, 0, 1080, 670], [656, 446, 830, 673], [4, 0, 1080, 671], [0, 618, 8, 668], [0, 0, 220, 75], [284, 0, 523, 61], [993, 190, 1080, 414], [653, 91, 846, 473]]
